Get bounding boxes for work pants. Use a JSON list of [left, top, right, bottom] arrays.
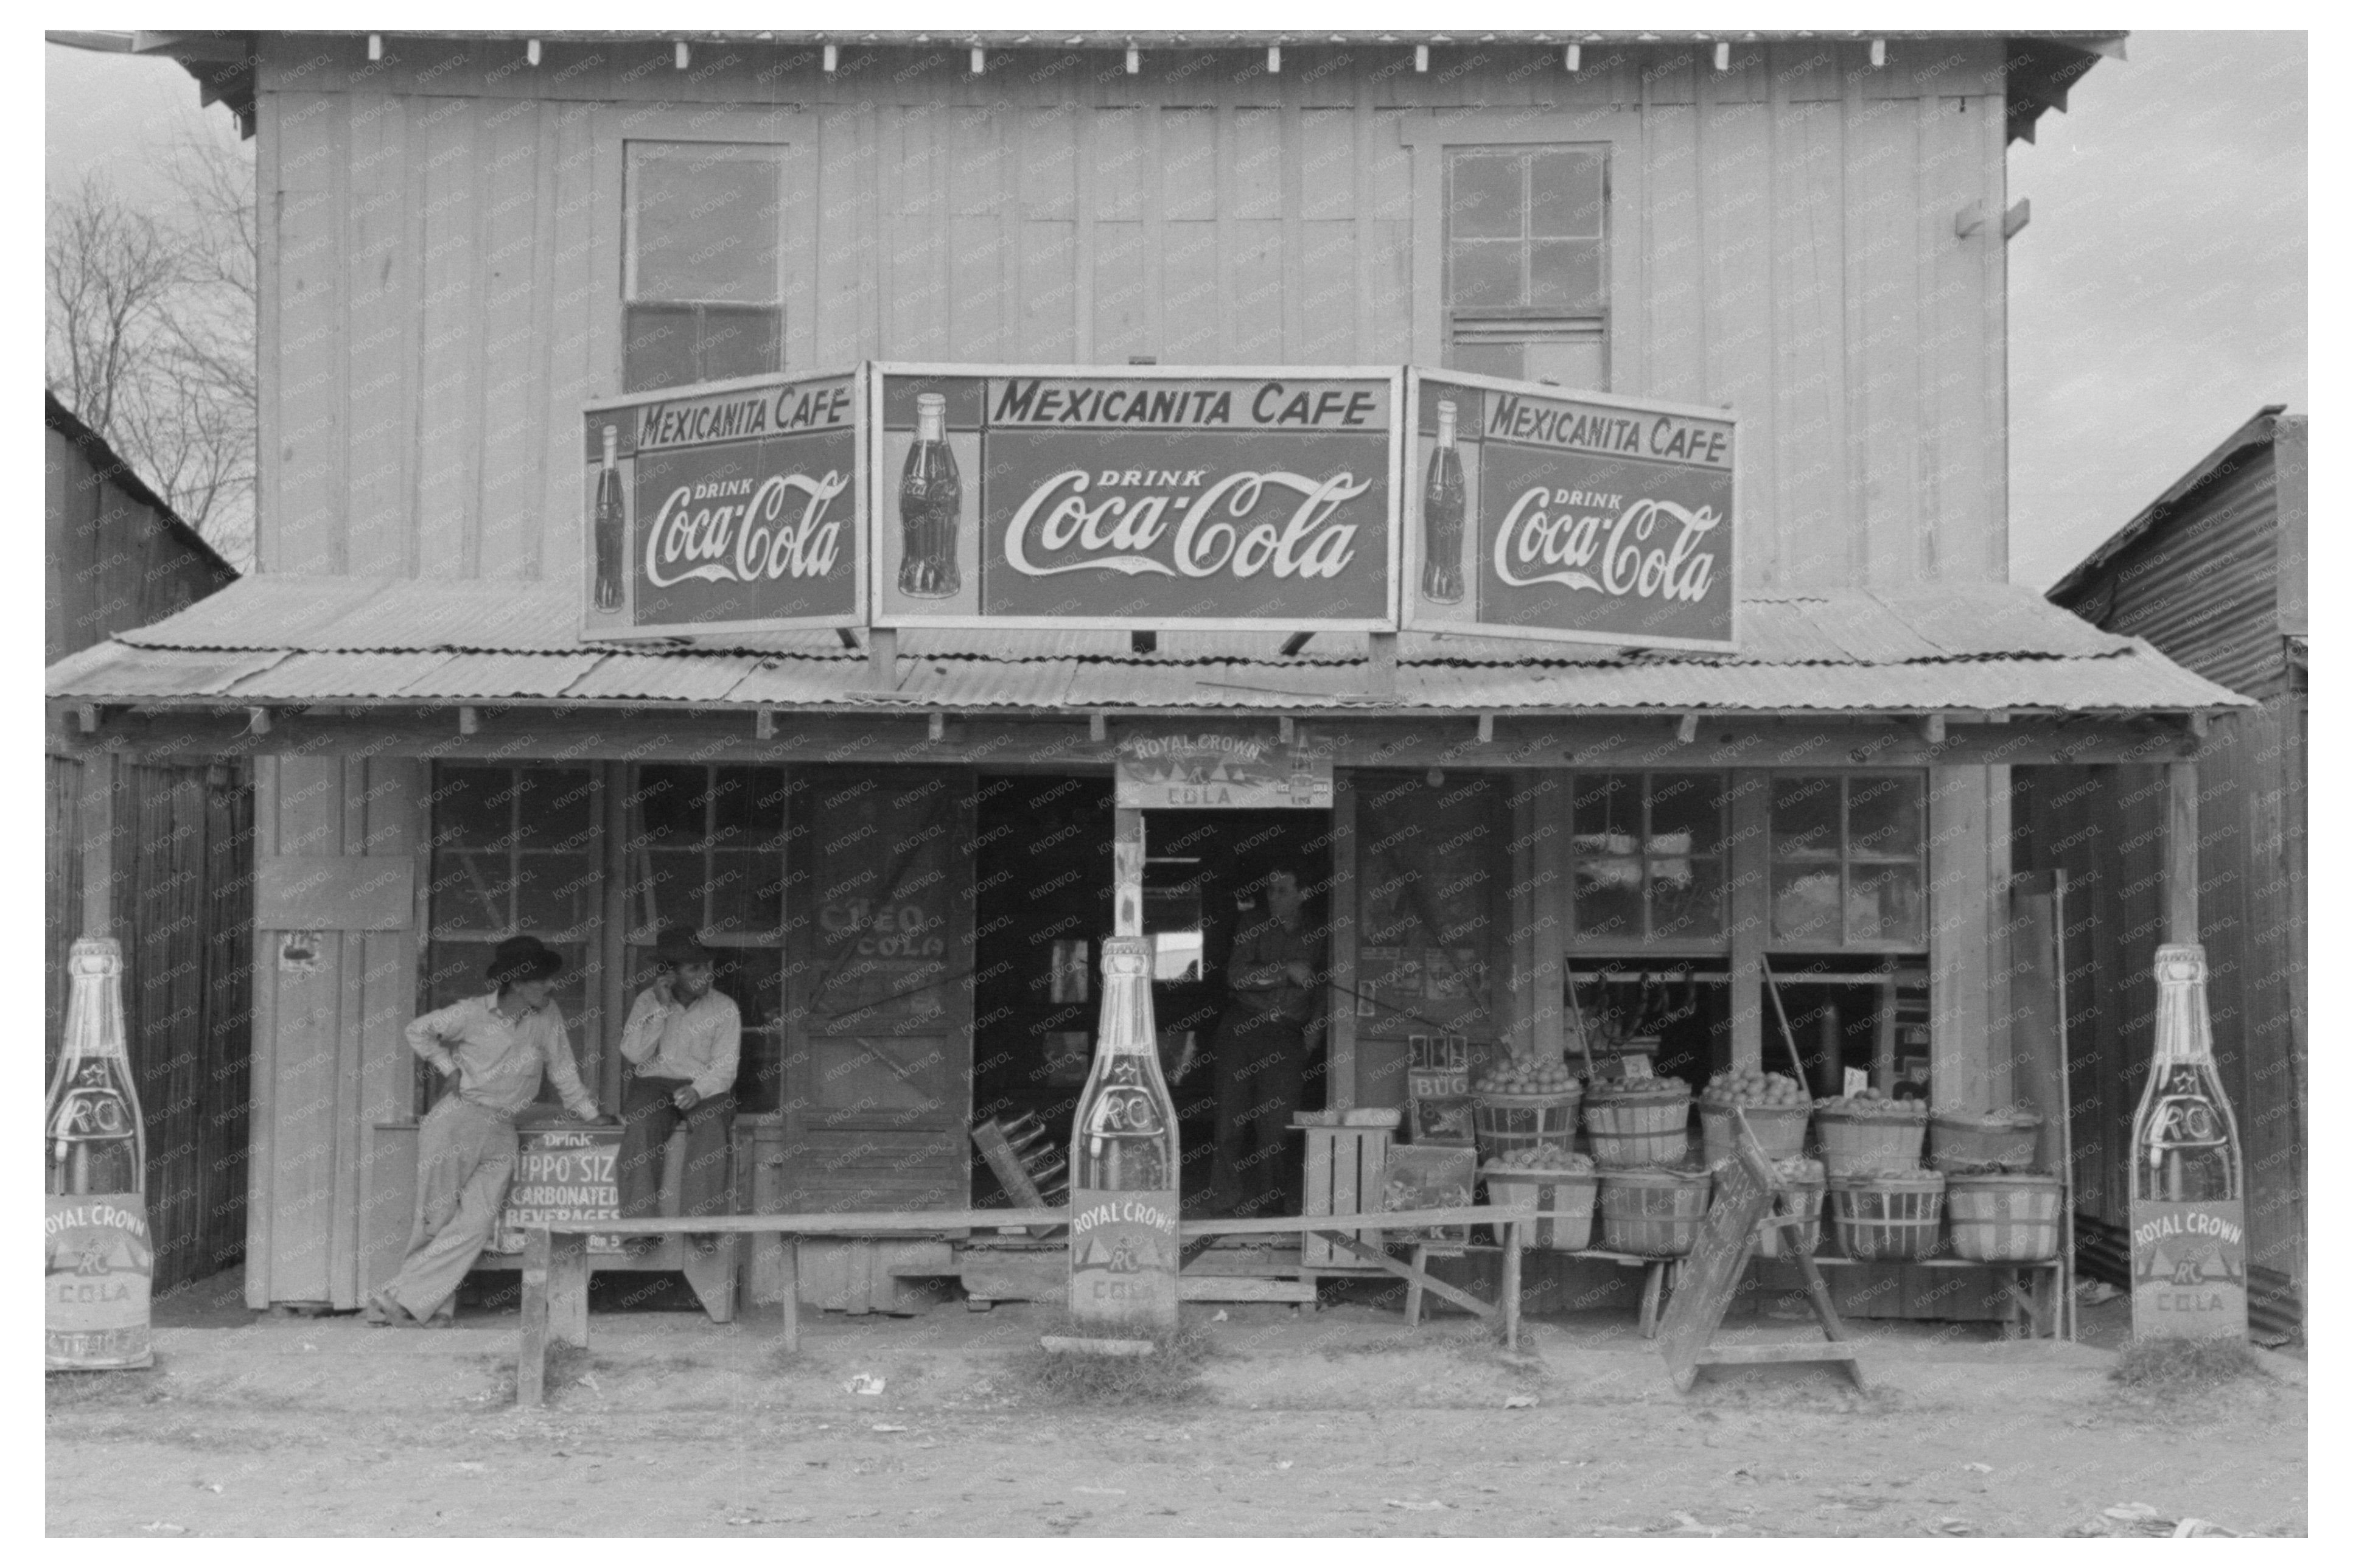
[[381, 1096, 517, 1322], [617, 1071, 736, 1222], [1210, 1009, 1306, 1217]]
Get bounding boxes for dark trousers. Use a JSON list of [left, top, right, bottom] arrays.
[[1210, 1009, 1306, 1216], [617, 1071, 736, 1222]]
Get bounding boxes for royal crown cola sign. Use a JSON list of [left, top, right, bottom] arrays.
[[873, 365, 1400, 630], [582, 369, 866, 638], [1404, 370, 1738, 652], [46, 937, 154, 1371], [2128, 944, 2248, 1340], [1069, 936, 1181, 1338]]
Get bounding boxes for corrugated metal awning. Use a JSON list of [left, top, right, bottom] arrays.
[[51, 573, 2254, 716]]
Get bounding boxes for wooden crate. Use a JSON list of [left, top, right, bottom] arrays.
[[1298, 1124, 1391, 1268]]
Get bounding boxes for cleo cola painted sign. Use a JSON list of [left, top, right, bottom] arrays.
[[872, 365, 1400, 629], [1404, 371, 1738, 652], [581, 369, 864, 638]]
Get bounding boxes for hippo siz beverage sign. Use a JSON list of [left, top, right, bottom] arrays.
[[581, 369, 865, 638], [872, 365, 1401, 630], [1404, 371, 1739, 652]]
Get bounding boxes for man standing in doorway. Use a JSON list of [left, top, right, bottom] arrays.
[[1209, 866, 1324, 1217], [616, 925, 741, 1252], [369, 936, 604, 1327]]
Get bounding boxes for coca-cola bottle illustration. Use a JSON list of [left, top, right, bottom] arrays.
[[897, 392, 962, 598], [1068, 935, 1181, 1337], [46, 936, 156, 1371], [1421, 399, 1467, 605], [2128, 943, 2248, 1340], [593, 423, 626, 614]]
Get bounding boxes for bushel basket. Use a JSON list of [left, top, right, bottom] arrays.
[[1472, 1089, 1582, 1165], [1754, 1177, 1826, 1258], [1481, 1165, 1597, 1252], [1814, 1107, 1926, 1179], [1928, 1112, 2043, 1174], [1944, 1173, 2061, 1261], [1598, 1168, 1712, 1256], [1699, 1099, 1811, 1165], [1828, 1171, 1946, 1260], [1583, 1084, 1691, 1170]]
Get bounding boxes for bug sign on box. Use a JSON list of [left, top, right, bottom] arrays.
[[1404, 371, 1738, 652]]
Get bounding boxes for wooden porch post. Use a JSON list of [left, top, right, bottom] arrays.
[[2166, 759, 2199, 943], [1327, 775, 1358, 1110]]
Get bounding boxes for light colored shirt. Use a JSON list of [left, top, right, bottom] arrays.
[[405, 991, 599, 1120], [617, 984, 743, 1101], [1226, 916, 1324, 1025]]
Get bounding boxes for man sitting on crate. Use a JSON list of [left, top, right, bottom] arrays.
[[1207, 866, 1326, 1218], [369, 936, 606, 1327], [615, 925, 741, 1255]]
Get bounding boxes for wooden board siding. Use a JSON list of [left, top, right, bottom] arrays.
[[44, 423, 236, 664], [2013, 709, 2307, 1319], [251, 35, 2010, 596]]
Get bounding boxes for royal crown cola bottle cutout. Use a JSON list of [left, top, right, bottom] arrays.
[[2128, 944, 2249, 1341], [1068, 935, 1181, 1338]]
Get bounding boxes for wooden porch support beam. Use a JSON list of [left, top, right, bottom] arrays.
[[2166, 759, 2199, 944], [1727, 773, 1768, 1072]]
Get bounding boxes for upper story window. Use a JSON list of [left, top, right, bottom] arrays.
[[1571, 772, 1728, 949], [1442, 145, 1606, 389], [623, 141, 786, 392]]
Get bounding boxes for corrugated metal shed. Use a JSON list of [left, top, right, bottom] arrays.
[[54, 573, 2252, 715]]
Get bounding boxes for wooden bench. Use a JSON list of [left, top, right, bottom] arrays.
[[515, 1203, 1535, 1407]]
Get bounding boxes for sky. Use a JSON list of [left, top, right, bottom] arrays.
[[42, 30, 2307, 590]]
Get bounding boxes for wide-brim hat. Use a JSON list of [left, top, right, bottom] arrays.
[[486, 935, 564, 987], [652, 924, 719, 969]]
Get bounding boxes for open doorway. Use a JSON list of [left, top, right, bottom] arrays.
[[968, 779, 1332, 1214]]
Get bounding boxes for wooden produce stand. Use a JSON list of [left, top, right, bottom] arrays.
[[1657, 1112, 1864, 1393]]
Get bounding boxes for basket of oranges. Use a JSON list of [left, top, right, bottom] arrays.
[[1698, 1069, 1814, 1164], [1469, 1055, 1583, 1165]]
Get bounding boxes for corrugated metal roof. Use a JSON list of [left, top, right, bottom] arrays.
[[58, 573, 2251, 715]]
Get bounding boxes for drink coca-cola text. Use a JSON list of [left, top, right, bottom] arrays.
[[1004, 469, 1368, 580], [643, 470, 848, 589], [1492, 489, 1721, 603]]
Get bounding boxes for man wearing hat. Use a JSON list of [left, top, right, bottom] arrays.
[[615, 925, 742, 1250], [369, 935, 604, 1326]]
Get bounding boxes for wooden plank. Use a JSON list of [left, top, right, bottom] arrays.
[[1701, 83, 1777, 587], [1727, 773, 1767, 1071], [1179, 1277, 1316, 1303], [517, 1226, 551, 1407], [1327, 773, 1358, 1110], [1929, 767, 1995, 1110], [2166, 760, 2199, 944], [1657, 1120, 1776, 1389], [1313, 1229, 1496, 1321], [253, 854, 416, 930], [1695, 1341, 1863, 1367]]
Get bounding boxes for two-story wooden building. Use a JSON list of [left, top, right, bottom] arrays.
[[48, 30, 2250, 1322]]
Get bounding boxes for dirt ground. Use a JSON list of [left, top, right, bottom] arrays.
[[46, 1267, 2304, 1539]]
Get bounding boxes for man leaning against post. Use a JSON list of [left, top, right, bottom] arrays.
[[368, 936, 607, 1328], [615, 925, 741, 1254]]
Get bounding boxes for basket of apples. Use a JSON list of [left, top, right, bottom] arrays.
[[1470, 1054, 1582, 1164], [1480, 1145, 1598, 1250], [1699, 1068, 1814, 1163], [1812, 1086, 1929, 1179]]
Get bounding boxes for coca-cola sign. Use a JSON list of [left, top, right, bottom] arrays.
[[1404, 371, 1739, 652], [581, 369, 865, 639], [873, 366, 1399, 629]]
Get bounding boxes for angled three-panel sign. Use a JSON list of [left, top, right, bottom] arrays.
[[582, 363, 1738, 653]]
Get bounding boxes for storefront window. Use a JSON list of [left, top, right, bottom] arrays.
[[419, 764, 600, 1107], [623, 764, 789, 1111], [1769, 773, 1927, 948], [623, 141, 786, 392], [1571, 772, 1728, 947], [1442, 144, 1606, 388]]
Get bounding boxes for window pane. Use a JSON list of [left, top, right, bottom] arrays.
[[514, 769, 594, 850], [1771, 866, 1843, 944], [638, 848, 705, 935], [711, 765, 788, 848], [1573, 860, 1643, 942], [623, 304, 699, 394], [632, 152, 780, 304], [1646, 772, 1726, 857], [1447, 239, 1523, 308], [1771, 776, 1842, 860], [1574, 772, 1640, 842], [1649, 857, 1723, 944], [1528, 239, 1605, 312], [435, 851, 514, 932], [1848, 774, 1924, 860], [634, 765, 708, 848], [1445, 340, 1521, 380], [514, 851, 596, 938], [1848, 864, 1925, 946], [1447, 151, 1525, 239], [432, 766, 513, 849], [707, 848, 783, 938], [695, 306, 783, 384], [1528, 149, 1604, 237]]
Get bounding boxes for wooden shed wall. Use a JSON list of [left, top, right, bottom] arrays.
[[45, 425, 234, 665], [254, 33, 2012, 593]]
